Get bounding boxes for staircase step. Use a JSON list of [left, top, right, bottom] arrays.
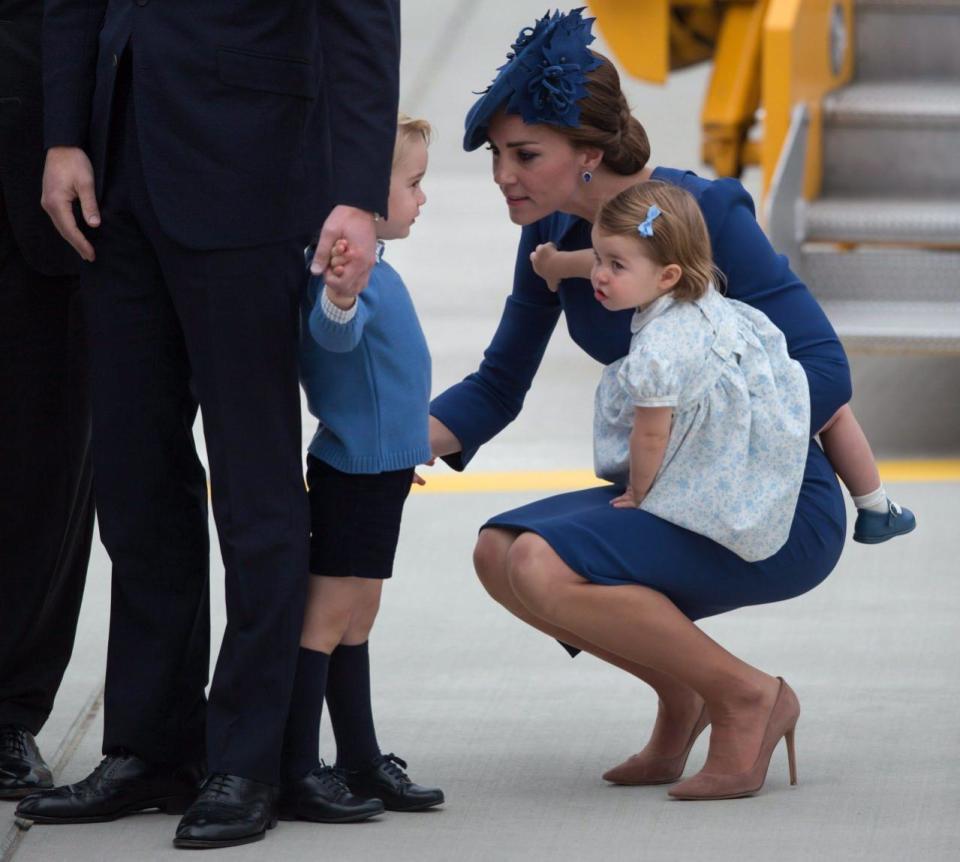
[[818, 299, 960, 353], [855, 1, 960, 80], [801, 246, 960, 302], [804, 197, 960, 244], [825, 81, 960, 128], [821, 83, 960, 195]]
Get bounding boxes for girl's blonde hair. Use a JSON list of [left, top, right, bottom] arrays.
[[395, 113, 433, 165], [596, 181, 720, 302]]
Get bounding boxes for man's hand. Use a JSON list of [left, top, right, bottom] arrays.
[[311, 205, 377, 298], [41, 147, 100, 262]]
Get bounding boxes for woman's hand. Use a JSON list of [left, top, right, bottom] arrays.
[[429, 416, 462, 459]]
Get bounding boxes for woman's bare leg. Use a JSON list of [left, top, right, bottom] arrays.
[[503, 533, 781, 776], [475, 528, 703, 759]]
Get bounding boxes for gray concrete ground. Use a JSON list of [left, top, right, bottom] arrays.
[[4, 2, 959, 860]]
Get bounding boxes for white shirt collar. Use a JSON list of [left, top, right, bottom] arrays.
[[630, 292, 676, 334]]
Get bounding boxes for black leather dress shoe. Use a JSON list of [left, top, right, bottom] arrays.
[[279, 763, 384, 823], [174, 774, 278, 849], [15, 753, 203, 823], [339, 753, 444, 812], [0, 726, 53, 799]]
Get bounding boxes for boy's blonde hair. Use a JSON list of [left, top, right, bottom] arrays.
[[596, 181, 720, 302], [394, 113, 432, 165]]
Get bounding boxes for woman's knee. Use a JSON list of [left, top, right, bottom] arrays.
[[473, 529, 514, 598], [818, 402, 851, 435], [506, 533, 560, 619]]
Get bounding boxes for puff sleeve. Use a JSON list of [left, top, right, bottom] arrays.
[[616, 347, 682, 408]]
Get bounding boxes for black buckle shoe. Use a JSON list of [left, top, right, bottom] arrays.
[[279, 762, 384, 823], [339, 753, 444, 812], [0, 726, 53, 800], [174, 773, 278, 849], [15, 753, 203, 823]]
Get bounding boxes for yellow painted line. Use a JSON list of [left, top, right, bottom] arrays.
[[876, 459, 960, 483], [413, 460, 960, 495]]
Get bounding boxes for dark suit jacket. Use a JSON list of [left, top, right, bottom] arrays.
[[42, 0, 400, 250], [0, 0, 78, 276]]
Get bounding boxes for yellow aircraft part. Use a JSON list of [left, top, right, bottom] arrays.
[[588, 0, 718, 85], [701, 0, 769, 178], [763, 0, 853, 198]]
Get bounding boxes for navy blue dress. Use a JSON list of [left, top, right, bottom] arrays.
[[430, 168, 850, 622]]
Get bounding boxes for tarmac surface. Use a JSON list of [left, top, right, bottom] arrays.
[[4, 2, 959, 860]]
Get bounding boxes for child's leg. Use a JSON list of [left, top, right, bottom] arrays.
[[280, 575, 364, 780], [819, 404, 916, 543], [324, 580, 384, 771], [818, 403, 883, 502]]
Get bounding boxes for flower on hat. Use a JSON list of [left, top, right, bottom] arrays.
[[487, 8, 603, 130]]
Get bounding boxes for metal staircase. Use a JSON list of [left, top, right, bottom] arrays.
[[769, 0, 960, 353]]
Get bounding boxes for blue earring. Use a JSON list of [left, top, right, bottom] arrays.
[[582, 170, 593, 184]]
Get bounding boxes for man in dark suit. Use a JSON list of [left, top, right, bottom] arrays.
[[16, 0, 400, 849], [0, 0, 95, 800]]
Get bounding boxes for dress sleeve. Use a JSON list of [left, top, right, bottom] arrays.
[[429, 221, 563, 470], [616, 346, 682, 408], [699, 178, 852, 432]]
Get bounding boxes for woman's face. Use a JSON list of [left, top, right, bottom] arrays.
[[486, 111, 583, 225]]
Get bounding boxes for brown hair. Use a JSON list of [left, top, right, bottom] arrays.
[[597, 181, 720, 302], [394, 113, 433, 165], [553, 52, 650, 175]]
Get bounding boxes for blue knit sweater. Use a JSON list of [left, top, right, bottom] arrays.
[[300, 245, 432, 473]]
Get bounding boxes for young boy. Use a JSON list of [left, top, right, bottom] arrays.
[[278, 114, 443, 823]]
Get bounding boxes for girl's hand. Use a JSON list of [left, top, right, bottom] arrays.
[[412, 457, 436, 487], [610, 486, 642, 509], [530, 242, 561, 292]]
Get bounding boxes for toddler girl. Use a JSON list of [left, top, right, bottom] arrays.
[[533, 183, 915, 547], [278, 114, 444, 823]]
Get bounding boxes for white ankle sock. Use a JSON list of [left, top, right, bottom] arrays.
[[852, 485, 889, 513]]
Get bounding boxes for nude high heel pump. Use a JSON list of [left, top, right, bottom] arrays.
[[602, 704, 710, 785], [668, 678, 799, 800]]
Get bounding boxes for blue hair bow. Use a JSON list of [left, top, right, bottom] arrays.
[[637, 206, 661, 238]]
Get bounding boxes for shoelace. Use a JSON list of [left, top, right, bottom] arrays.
[[314, 762, 351, 798], [0, 726, 29, 758], [200, 773, 237, 800], [379, 753, 411, 785]]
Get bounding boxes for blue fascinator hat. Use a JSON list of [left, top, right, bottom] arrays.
[[463, 7, 603, 151]]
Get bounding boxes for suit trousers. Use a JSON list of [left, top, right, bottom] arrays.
[[0, 191, 94, 736], [87, 63, 309, 783]]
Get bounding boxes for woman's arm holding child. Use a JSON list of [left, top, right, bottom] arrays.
[[610, 407, 673, 508], [529, 243, 594, 292]]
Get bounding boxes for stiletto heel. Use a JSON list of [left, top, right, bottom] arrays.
[[603, 704, 710, 785], [669, 678, 801, 800], [785, 726, 798, 786]]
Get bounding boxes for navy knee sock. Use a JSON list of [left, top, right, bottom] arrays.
[[325, 641, 381, 770], [280, 646, 329, 781]]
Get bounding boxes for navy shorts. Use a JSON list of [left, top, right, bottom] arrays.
[[306, 455, 414, 579]]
